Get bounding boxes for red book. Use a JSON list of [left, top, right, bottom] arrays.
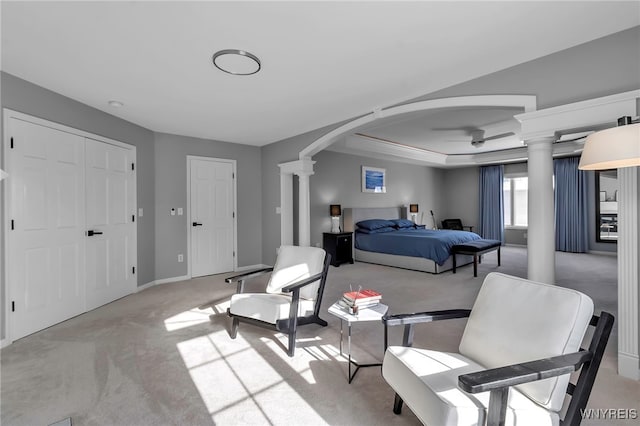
[[343, 289, 382, 303]]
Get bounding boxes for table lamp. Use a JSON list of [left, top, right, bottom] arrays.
[[330, 204, 342, 233]]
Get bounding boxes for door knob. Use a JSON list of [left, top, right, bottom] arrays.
[[192, 222, 203, 227], [87, 230, 103, 236]]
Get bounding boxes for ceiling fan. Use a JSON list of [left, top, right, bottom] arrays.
[[468, 129, 515, 147], [438, 127, 516, 147]]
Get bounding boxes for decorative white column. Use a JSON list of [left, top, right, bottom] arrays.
[[278, 171, 293, 246], [278, 158, 315, 247], [297, 172, 312, 247], [525, 137, 556, 284], [617, 166, 640, 379]]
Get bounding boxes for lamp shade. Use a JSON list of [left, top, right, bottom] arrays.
[[409, 204, 419, 213], [579, 123, 640, 170], [330, 204, 341, 217]]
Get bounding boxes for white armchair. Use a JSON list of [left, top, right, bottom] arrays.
[[382, 272, 614, 426], [225, 245, 331, 357]]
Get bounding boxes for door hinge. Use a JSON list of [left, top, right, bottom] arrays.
[[11, 220, 14, 230], [131, 163, 135, 171], [10, 137, 14, 149], [132, 266, 136, 274], [232, 172, 235, 179], [132, 214, 135, 222], [232, 212, 235, 218], [11, 301, 15, 312], [233, 251, 236, 257]]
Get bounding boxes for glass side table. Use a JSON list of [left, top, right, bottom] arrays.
[[328, 302, 388, 383]]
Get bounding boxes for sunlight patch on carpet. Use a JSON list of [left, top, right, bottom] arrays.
[[164, 306, 215, 331], [177, 329, 327, 424]]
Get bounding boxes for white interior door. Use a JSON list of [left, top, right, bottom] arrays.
[[189, 158, 235, 277], [85, 138, 136, 310], [8, 118, 86, 340]]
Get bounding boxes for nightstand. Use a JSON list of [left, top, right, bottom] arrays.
[[323, 232, 354, 267]]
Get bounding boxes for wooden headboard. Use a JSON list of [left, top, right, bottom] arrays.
[[343, 207, 405, 232]]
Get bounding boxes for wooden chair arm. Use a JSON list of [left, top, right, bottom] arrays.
[[281, 272, 324, 292], [225, 268, 274, 284], [383, 309, 471, 326], [458, 351, 593, 394], [383, 309, 471, 348]]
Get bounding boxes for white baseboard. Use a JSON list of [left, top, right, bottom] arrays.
[[136, 280, 157, 292], [618, 352, 640, 380], [155, 275, 191, 285], [136, 275, 191, 292], [135, 267, 268, 293], [588, 250, 617, 256]]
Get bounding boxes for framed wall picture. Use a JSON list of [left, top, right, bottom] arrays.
[[362, 166, 386, 193]]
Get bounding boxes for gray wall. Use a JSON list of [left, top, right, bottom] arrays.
[[310, 150, 445, 247], [154, 132, 262, 280], [418, 26, 640, 110], [442, 167, 479, 230], [1, 72, 156, 339], [261, 122, 347, 265]]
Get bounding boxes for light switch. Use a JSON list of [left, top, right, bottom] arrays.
[[177, 208, 183, 216], [276, 207, 281, 214], [138, 208, 143, 217]]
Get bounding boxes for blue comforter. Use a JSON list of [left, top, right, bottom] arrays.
[[355, 228, 482, 266]]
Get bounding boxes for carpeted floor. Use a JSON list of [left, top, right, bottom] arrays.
[[1, 246, 638, 425]]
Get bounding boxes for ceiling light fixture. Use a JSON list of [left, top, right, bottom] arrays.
[[578, 116, 640, 170], [108, 100, 124, 108], [212, 49, 261, 75]]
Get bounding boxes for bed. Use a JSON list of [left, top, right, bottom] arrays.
[[343, 207, 479, 274]]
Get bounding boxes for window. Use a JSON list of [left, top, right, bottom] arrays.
[[503, 176, 528, 227]]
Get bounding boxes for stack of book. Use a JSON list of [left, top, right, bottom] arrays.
[[339, 288, 382, 311]]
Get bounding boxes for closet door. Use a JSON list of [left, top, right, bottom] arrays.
[[8, 118, 86, 341], [189, 157, 235, 277], [85, 138, 136, 310]]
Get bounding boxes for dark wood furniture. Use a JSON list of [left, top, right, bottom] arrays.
[[441, 218, 474, 232], [451, 239, 501, 277], [323, 232, 354, 267]]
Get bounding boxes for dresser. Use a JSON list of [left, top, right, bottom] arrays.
[[322, 232, 354, 267]]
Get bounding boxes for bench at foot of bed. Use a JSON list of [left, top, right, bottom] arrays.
[[451, 239, 501, 277]]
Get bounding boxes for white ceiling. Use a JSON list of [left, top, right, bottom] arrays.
[[2, 1, 639, 156]]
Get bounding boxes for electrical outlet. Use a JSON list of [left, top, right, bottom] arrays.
[[178, 254, 183, 262]]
